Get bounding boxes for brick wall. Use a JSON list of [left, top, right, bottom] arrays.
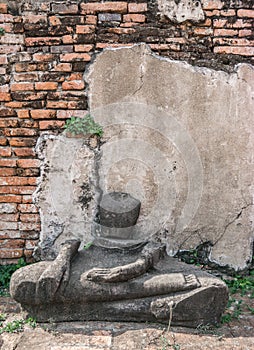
[[0, 0, 253, 263]]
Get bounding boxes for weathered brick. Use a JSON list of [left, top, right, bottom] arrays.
[[50, 45, 73, 53], [31, 109, 56, 119], [57, 110, 88, 119], [33, 53, 54, 62], [0, 33, 24, 44], [214, 29, 238, 37], [54, 62, 72, 72], [214, 38, 253, 46], [0, 249, 23, 259], [214, 46, 254, 55], [25, 37, 61, 46], [238, 9, 254, 18], [194, 27, 213, 36], [19, 222, 40, 231], [221, 10, 236, 16], [17, 159, 40, 168], [9, 138, 36, 147], [4, 128, 37, 137], [0, 168, 16, 176], [0, 195, 22, 203], [0, 148, 12, 157], [0, 14, 14, 22], [20, 213, 40, 223], [0, 108, 17, 117], [81, 2, 127, 14], [123, 14, 146, 22], [25, 239, 38, 250], [0, 222, 19, 230], [0, 137, 7, 146], [13, 148, 35, 157], [18, 204, 38, 213], [62, 80, 85, 90], [0, 84, 9, 93], [128, 3, 147, 13], [39, 120, 65, 129], [52, 3, 78, 14], [98, 13, 122, 22], [60, 53, 91, 62], [23, 13, 47, 23], [108, 27, 135, 34], [76, 25, 95, 34], [0, 203, 17, 214], [0, 213, 19, 222], [35, 82, 58, 90], [22, 195, 33, 204]]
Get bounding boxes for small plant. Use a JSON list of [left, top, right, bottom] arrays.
[[83, 241, 93, 250], [64, 114, 103, 137], [0, 258, 27, 296], [0, 317, 36, 334], [0, 27, 5, 36]]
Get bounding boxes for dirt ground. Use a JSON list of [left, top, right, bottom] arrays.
[[0, 295, 253, 350]]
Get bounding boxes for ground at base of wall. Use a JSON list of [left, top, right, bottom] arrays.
[[0, 296, 253, 350]]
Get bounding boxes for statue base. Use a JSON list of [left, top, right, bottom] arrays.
[[10, 241, 228, 327]]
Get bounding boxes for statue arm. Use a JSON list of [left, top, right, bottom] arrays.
[[85, 242, 165, 283], [36, 240, 80, 301]]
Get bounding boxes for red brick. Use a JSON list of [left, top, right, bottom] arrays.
[[18, 204, 38, 213], [128, 3, 147, 13], [202, 0, 223, 10], [0, 195, 22, 203], [238, 9, 254, 18], [39, 120, 65, 129], [0, 108, 17, 117], [214, 38, 253, 46], [108, 27, 135, 34], [0, 239, 24, 249], [0, 4, 8, 13], [74, 44, 94, 52], [0, 159, 16, 167], [13, 148, 36, 157], [60, 53, 91, 62], [33, 53, 54, 62], [0, 93, 11, 101], [0, 119, 19, 128], [0, 177, 37, 186], [0, 54, 7, 64], [15, 63, 36, 72], [214, 28, 238, 36], [81, 2, 127, 14], [9, 138, 36, 147], [17, 110, 30, 119], [214, 46, 254, 55], [76, 25, 95, 34], [54, 63, 72, 72], [0, 168, 16, 176], [47, 101, 69, 109], [62, 35, 76, 44], [0, 221, 19, 230], [35, 82, 58, 90], [25, 37, 61, 46], [221, 10, 236, 16], [0, 249, 23, 259], [31, 109, 56, 119], [62, 80, 85, 90], [0, 148, 12, 157], [22, 195, 33, 204], [85, 15, 97, 25], [0, 186, 36, 195], [239, 29, 253, 37], [0, 137, 7, 146], [123, 14, 146, 22], [17, 159, 40, 168]]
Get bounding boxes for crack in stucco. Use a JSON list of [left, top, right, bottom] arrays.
[[214, 203, 253, 245]]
